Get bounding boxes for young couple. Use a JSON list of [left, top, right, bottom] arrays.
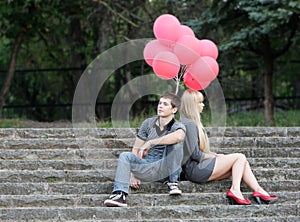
[[104, 90, 278, 207]]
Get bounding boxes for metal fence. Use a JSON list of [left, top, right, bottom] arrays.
[[1, 68, 299, 120]]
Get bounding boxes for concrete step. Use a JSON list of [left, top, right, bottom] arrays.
[[0, 148, 118, 160], [0, 191, 298, 208], [109, 146, 300, 158], [206, 126, 300, 137], [0, 137, 299, 149], [0, 179, 299, 196], [0, 138, 134, 149], [0, 204, 298, 221], [1, 127, 299, 139], [0, 127, 298, 221], [217, 147, 300, 158], [210, 137, 300, 148], [65, 217, 300, 222], [0, 128, 138, 139], [0, 168, 298, 183], [0, 158, 299, 170], [0, 147, 299, 161]]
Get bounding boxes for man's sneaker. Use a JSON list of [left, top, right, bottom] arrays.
[[167, 182, 182, 195], [104, 192, 127, 207]]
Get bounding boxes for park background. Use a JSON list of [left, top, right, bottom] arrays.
[[0, 0, 299, 127]]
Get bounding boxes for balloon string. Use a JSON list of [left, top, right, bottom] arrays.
[[175, 65, 187, 95]]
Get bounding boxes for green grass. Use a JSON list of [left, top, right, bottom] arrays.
[[274, 110, 300, 126], [225, 110, 300, 127], [97, 110, 160, 128], [0, 119, 25, 128], [95, 109, 300, 127], [0, 110, 299, 128]]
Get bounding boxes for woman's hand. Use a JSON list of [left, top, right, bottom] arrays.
[[210, 151, 224, 157], [204, 152, 224, 159], [215, 153, 224, 157]]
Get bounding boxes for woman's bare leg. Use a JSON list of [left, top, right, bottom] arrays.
[[207, 153, 270, 197], [212, 171, 232, 181], [242, 161, 270, 196], [207, 153, 247, 199]]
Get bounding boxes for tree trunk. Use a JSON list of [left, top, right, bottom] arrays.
[[93, 8, 113, 120], [292, 77, 300, 109], [262, 37, 275, 126], [0, 31, 25, 118], [67, 17, 86, 98], [263, 68, 274, 126]]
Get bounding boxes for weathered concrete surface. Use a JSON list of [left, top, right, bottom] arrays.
[[0, 127, 299, 221]]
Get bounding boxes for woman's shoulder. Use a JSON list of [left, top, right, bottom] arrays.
[[181, 117, 197, 127]]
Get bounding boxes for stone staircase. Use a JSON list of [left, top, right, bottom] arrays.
[[0, 127, 299, 221]]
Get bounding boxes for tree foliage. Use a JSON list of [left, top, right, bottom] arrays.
[[187, 0, 300, 125], [0, 0, 299, 124]]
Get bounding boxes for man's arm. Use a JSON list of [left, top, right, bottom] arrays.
[[138, 129, 185, 159], [131, 137, 146, 156], [147, 129, 185, 146]]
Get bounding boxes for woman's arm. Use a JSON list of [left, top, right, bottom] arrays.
[[184, 121, 205, 162], [203, 153, 217, 159]]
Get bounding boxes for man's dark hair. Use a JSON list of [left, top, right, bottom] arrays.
[[160, 92, 181, 109]]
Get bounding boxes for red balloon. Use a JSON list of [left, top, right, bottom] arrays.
[[196, 39, 218, 59], [143, 40, 172, 66], [152, 51, 180, 80], [184, 71, 211, 90], [153, 14, 181, 42], [173, 35, 200, 65], [189, 56, 219, 82]]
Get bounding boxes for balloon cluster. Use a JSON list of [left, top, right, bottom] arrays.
[[143, 14, 219, 93]]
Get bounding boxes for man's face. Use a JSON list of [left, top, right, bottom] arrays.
[[157, 97, 177, 117]]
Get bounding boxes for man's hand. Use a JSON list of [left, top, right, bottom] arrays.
[[138, 141, 151, 159], [130, 174, 141, 189]]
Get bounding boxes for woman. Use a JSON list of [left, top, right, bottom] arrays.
[[180, 89, 278, 205]]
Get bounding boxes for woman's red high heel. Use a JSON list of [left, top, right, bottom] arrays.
[[252, 191, 278, 204], [226, 189, 251, 205]]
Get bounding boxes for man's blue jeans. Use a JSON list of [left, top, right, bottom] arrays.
[[112, 141, 183, 194]]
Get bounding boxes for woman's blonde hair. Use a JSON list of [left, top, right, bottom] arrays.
[[180, 89, 210, 153]]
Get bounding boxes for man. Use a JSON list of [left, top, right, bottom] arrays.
[[104, 92, 186, 207]]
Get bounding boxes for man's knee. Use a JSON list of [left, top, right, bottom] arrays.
[[119, 151, 134, 161]]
